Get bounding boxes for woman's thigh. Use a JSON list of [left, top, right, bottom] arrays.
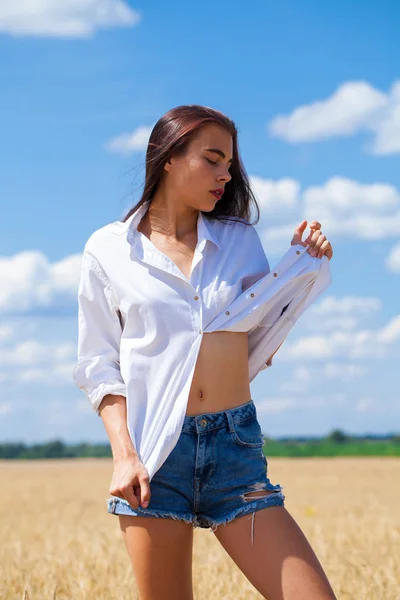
[[212, 505, 337, 600], [118, 514, 194, 600]]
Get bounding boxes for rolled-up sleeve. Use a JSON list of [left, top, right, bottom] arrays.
[[72, 250, 126, 416]]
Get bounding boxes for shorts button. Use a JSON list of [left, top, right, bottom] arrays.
[[200, 418, 207, 427], [296, 250, 300, 254], [194, 295, 199, 300]]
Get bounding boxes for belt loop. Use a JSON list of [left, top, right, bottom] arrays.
[[225, 410, 235, 433]]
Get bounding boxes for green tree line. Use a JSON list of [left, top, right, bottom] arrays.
[[1, 429, 400, 459]]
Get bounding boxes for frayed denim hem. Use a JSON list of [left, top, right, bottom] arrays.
[[204, 486, 286, 546], [106, 496, 195, 526], [106, 485, 285, 545]]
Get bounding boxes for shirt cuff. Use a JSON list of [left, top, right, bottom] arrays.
[[88, 383, 127, 416]]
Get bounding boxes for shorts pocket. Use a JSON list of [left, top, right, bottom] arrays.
[[230, 415, 264, 448]]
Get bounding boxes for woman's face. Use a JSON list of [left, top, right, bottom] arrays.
[[164, 123, 233, 211]]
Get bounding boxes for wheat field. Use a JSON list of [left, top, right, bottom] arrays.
[[1, 457, 399, 599]]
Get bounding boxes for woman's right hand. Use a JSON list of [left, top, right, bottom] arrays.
[[109, 456, 151, 510]]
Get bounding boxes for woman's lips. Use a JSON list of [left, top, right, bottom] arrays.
[[210, 190, 222, 199]]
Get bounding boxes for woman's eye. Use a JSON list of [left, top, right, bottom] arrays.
[[205, 158, 217, 165]]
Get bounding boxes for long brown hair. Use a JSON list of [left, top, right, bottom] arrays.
[[122, 105, 260, 226]]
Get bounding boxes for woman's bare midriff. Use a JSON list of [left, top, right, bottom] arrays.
[[186, 331, 252, 415], [137, 215, 252, 415]]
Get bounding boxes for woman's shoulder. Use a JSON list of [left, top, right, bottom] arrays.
[[216, 216, 262, 241], [212, 214, 254, 236], [83, 219, 127, 259]]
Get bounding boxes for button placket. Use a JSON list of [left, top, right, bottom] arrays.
[[188, 283, 203, 334]]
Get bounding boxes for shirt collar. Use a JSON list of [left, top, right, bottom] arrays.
[[125, 198, 221, 250]]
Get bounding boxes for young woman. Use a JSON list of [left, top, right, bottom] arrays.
[[73, 105, 336, 600]]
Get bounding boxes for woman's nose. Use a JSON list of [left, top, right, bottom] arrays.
[[218, 169, 232, 182]]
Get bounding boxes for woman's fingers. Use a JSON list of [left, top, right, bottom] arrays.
[[140, 476, 151, 508], [317, 239, 330, 257], [307, 229, 326, 255], [123, 484, 140, 510]]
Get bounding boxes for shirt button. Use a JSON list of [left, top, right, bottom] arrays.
[[199, 329, 202, 334], [273, 272, 278, 277], [225, 310, 230, 315], [296, 250, 300, 255], [250, 293, 255, 298], [194, 295, 199, 300]]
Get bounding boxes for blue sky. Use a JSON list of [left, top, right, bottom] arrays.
[[1, 0, 399, 443]]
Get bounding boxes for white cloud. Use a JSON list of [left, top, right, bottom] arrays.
[[0, 325, 14, 342], [281, 311, 400, 363], [257, 392, 347, 414], [258, 222, 300, 255], [19, 362, 76, 384], [249, 176, 302, 254], [323, 363, 367, 380], [0, 339, 75, 368], [105, 124, 154, 154], [264, 292, 398, 392], [0, 0, 141, 38], [377, 314, 400, 344], [355, 398, 385, 413], [386, 242, 400, 273], [300, 296, 382, 333], [0, 330, 76, 388], [302, 177, 400, 240], [0, 250, 81, 313], [269, 81, 386, 142], [0, 402, 12, 416], [0, 314, 77, 387], [249, 177, 300, 212], [251, 175, 400, 255], [311, 296, 382, 317], [280, 363, 367, 396], [268, 80, 400, 155], [279, 360, 369, 397], [370, 82, 400, 155], [257, 397, 295, 414]]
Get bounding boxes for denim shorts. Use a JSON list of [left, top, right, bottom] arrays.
[[106, 399, 285, 545]]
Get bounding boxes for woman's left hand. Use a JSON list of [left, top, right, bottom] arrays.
[[291, 220, 333, 261]]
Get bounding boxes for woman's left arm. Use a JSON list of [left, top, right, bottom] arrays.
[[267, 220, 333, 366]]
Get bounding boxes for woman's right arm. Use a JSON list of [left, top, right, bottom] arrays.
[[72, 249, 150, 509], [99, 393, 138, 462], [100, 394, 151, 509]]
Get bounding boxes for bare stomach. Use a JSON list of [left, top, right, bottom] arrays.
[[186, 331, 251, 415]]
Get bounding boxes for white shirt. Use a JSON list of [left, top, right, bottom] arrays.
[[72, 198, 332, 481]]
